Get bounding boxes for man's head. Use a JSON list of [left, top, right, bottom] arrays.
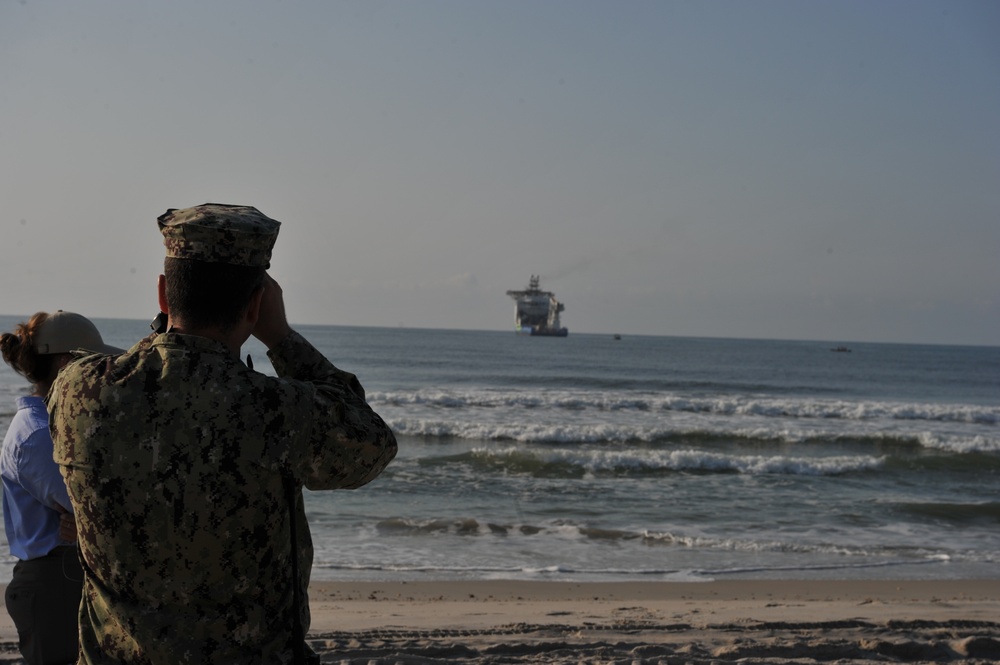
[[157, 204, 280, 333]]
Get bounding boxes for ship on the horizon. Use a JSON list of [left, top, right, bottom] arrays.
[[506, 275, 568, 337]]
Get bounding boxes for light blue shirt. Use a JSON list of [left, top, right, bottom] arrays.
[[1, 395, 73, 560]]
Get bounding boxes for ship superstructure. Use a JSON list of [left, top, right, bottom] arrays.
[[506, 275, 568, 336]]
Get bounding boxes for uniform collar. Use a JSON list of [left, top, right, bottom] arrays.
[[151, 331, 238, 358]]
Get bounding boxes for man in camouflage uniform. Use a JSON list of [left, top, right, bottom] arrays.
[[48, 204, 397, 664]]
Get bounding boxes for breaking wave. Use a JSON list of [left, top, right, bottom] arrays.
[[370, 516, 907, 555], [384, 416, 1000, 454], [370, 389, 999, 425], [464, 446, 884, 476]]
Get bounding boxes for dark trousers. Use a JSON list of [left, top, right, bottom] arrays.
[[5, 546, 83, 665]]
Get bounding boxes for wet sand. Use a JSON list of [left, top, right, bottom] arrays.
[[2, 579, 998, 663]]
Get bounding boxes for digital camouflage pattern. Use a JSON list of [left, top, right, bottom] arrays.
[[48, 331, 397, 664], [157, 203, 281, 267]]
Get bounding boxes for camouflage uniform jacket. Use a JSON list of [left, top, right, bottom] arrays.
[[48, 331, 397, 664]]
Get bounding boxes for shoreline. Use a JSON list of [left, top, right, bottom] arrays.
[[2, 579, 998, 663]]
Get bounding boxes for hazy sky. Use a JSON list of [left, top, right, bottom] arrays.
[[2, 1, 998, 345]]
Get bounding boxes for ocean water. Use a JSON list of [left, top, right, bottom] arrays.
[[1, 316, 998, 583]]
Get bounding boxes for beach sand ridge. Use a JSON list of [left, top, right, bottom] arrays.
[[1, 580, 998, 663]]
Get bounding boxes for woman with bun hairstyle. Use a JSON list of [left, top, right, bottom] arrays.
[[1, 311, 121, 665]]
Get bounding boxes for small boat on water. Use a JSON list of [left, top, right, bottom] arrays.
[[830, 346, 852, 353]]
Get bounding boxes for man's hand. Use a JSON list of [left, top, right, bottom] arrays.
[[252, 273, 293, 349], [57, 505, 77, 543]]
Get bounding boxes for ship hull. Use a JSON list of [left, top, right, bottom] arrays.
[[529, 327, 568, 337]]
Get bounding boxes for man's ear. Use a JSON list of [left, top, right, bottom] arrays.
[[244, 284, 265, 328], [157, 275, 169, 314]]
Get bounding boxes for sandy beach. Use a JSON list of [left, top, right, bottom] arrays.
[[1, 579, 997, 663]]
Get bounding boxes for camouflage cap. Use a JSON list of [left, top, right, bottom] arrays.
[[157, 203, 280, 268]]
